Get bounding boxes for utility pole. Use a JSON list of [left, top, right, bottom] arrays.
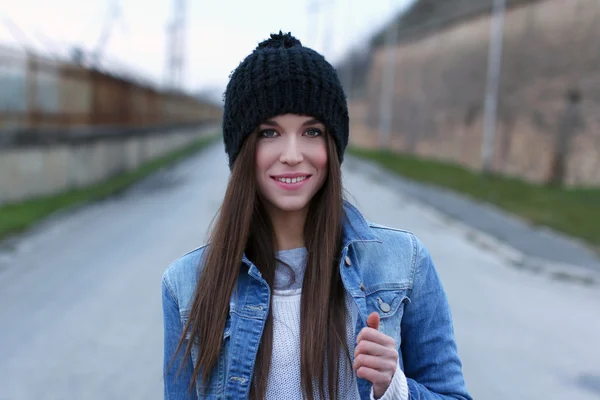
[[322, 1, 334, 59], [306, 0, 332, 52], [343, 0, 354, 101], [481, 0, 506, 173], [378, 1, 399, 148], [165, 0, 186, 91]]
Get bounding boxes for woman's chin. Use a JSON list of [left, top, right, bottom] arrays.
[[267, 197, 311, 214]]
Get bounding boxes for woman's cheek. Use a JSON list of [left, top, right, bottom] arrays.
[[312, 141, 328, 168]]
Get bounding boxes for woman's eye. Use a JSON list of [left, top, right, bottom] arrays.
[[259, 129, 278, 138], [305, 128, 322, 137]]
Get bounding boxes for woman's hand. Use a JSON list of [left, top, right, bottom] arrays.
[[353, 312, 399, 399]]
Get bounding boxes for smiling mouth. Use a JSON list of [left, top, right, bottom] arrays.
[[271, 175, 311, 184]]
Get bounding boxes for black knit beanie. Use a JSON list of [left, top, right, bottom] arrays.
[[222, 31, 349, 169]]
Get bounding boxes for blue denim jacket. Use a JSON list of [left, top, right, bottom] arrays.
[[162, 201, 472, 399]]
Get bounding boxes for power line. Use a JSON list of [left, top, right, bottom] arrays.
[[92, 0, 121, 67], [0, 15, 35, 52]]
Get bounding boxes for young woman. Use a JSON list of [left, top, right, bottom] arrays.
[[162, 32, 472, 400]]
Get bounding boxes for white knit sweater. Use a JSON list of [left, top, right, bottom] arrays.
[[265, 248, 409, 400]]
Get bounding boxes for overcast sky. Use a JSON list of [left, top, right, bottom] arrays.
[[0, 0, 413, 100]]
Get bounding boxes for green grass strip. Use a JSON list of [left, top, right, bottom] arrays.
[[348, 147, 600, 249], [0, 133, 219, 241]]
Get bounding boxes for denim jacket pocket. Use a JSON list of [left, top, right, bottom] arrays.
[[181, 310, 232, 397], [364, 289, 409, 346]]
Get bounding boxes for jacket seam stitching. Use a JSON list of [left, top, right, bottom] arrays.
[[368, 223, 414, 235], [181, 242, 209, 258], [162, 275, 179, 308], [408, 233, 418, 297]]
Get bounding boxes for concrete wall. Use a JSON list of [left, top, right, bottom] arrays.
[[0, 125, 215, 205], [351, 0, 600, 187]]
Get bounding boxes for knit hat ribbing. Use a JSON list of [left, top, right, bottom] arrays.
[[222, 31, 349, 169]]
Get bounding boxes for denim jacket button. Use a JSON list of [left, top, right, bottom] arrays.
[[344, 255, 352, 266], [377, 297, 391, 313]]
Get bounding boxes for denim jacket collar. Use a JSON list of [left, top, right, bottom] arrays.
[[341, 200, 383, 247]]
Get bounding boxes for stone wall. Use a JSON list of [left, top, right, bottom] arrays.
[[351, 0, 600, 186]]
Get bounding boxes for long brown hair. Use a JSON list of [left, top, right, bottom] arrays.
[[172, 128, 349, 399]]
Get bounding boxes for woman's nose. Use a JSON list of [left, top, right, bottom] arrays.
[[279, 136, 304, 165]]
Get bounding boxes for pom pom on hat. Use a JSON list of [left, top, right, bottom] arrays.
[[256, 31, 302, 50]]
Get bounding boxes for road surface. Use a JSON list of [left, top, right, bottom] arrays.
[[1, 142, 599, 400]]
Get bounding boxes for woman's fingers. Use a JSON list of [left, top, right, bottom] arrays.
[[353, 352, 397, 373], [354, 324, 399, 398], [366, 312, 380, 330], [354, 364, 394, 387], [356, 327, 396, 348], [354, 338, 391, 359]]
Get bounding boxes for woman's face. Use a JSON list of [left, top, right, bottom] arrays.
[[255, 114, 328, 215]]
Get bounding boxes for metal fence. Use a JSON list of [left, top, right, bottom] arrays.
[[0, 45, 221, 131]]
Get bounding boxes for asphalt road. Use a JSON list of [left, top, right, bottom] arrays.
[[1, 142, 599, 400]]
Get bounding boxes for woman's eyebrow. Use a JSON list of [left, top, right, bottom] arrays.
[[301, 119, 322, 126], [260, 118, 323, 128], [261, 120, 280, 127]]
